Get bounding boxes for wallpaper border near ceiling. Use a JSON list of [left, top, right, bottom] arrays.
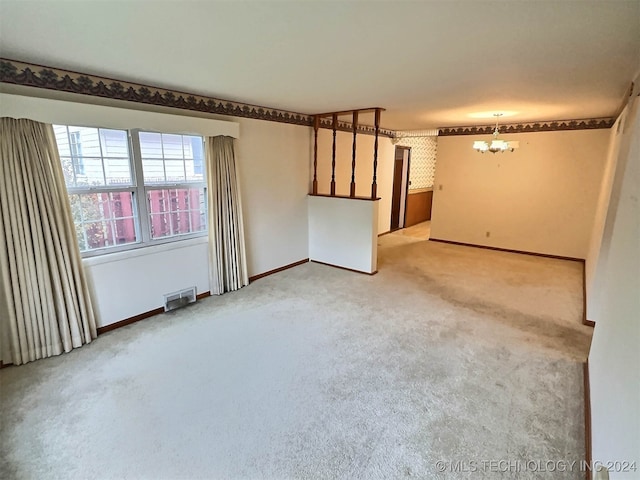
[[438, 118, 615, 136], [0, 58, 395, 137], [0, 58, 616, 136]]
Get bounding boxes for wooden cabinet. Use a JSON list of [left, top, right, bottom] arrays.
[[405, 189, 433, 227]]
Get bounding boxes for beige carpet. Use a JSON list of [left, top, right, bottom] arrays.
[[393, 220, 431, 240], [0, 233, 592, 479]]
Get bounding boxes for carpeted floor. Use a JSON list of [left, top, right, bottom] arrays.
[[0, 233, 592, 479]]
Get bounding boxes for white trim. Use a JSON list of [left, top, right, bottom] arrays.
[[0, 93, 240, 138], [82, 235, 208, 266], [398, 148, 410, 228]]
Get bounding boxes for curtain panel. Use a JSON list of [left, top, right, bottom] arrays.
[[0, 118, 96, 365], [206, 136, 249, 295]]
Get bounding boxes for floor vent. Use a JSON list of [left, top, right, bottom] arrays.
[[164, 287, 197, 312]]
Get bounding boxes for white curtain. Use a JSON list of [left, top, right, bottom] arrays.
[[206, 136, 249, 295], [0, 118, 97, 366]]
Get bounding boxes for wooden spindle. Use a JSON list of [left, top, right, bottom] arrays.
[[371, 108, 381, 199], [350, 111, 358, 197], [331, 113, 337, 196], [312, 116, 319, 195]]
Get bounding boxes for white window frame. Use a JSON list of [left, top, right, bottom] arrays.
[[130, 129, 208, 246], [55, 125, 208, 258]]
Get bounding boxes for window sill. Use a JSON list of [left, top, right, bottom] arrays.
[[82, 235, 208, 267]]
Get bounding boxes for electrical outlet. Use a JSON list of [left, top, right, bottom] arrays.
[[486, 231, 491, 238]]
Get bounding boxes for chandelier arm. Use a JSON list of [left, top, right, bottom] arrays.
[[472, 113, 517, 154]]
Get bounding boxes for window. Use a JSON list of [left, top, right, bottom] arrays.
[[53, 125, 207, 255], [69, 131, 84, 175], [136, 132, 207, 240]]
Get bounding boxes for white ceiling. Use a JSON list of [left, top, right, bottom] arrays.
[[1, 0, 639, 130]]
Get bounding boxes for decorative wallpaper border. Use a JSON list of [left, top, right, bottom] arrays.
[[318, 117, 394, 137], [438, 118, 615, 136], [0, 58, 314, 126], [0, 58, 615, 137], [0, 58, 394, 137], [394, 129, 440, 138]]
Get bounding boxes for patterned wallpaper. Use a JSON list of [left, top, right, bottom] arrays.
[[395, 132, 438, 189]]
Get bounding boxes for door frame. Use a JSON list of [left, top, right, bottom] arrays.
[[391, 146, 411, 230]]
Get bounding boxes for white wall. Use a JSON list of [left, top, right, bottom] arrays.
[[431, 129, 610, 258], [586, 111, 631, 320], [235, 117, 311, 277], [315, 128, 394, 234], [588, 96, 639, 478], [84, 238, 210, 328], [308, 196, 378, 274]]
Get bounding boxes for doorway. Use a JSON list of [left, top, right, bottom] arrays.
[[390, 146, 410, 231]]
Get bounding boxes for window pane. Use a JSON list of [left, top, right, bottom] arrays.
[[68, 194, 86, 250], [100, 129, 129, 158], [69, 192, 138, 252], [53, 125, 132, 188], [147, 188, 206, 239], [140, 131, 204, 185], [73, 157, 105, 187], [79, 194, 108, 222], [53, 125, 71, 157], [164, 159, 186, 182], [186, 136, 204, 182], [142, 158, 166, 184], [139, 132, 163, 158], [59, 156, 75, 186], [161, 134, 184, 159], [104, 158, 133, 186], [182, 136, 196, 159], [69, 126, 101, 157]]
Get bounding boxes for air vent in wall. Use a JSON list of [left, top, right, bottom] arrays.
[[164, 287, 197, 312]]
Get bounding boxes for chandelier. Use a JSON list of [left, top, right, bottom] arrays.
[[472, 113, 519, 153]]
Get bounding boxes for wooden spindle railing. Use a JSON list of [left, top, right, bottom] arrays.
[[312, 116, 319, 195], [350, 111, 358, 197], [371, 108, 381, 199], [310, 107, 384, 199], [331, 113, 337, 196]]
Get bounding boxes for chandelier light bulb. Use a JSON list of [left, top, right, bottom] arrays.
[[472, 113, 519, 154]]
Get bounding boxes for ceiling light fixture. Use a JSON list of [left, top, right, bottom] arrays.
[[472, 113, 519, 153]]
